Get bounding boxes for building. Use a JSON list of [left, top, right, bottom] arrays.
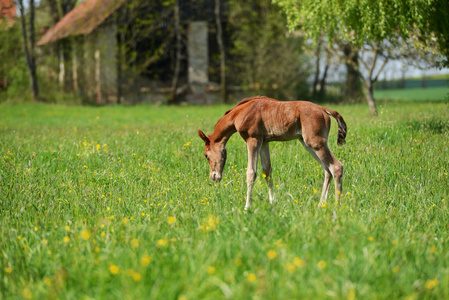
[[0, 0, 16, 27], [37, 0, 126, 104]]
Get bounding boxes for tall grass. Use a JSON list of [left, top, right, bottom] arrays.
[[1, 102, 448, 299]]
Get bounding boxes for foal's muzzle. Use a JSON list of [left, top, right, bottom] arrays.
[[210, 172, 222, 182]]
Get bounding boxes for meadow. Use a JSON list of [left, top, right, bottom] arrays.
[[374, 86, 449, 102], [1, 100, 448, 299]]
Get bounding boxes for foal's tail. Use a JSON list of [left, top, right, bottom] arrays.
[[325, 109, 347, 146]]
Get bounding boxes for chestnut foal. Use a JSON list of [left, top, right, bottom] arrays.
[[198, 96, 347, 209]]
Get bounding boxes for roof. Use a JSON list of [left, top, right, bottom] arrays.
[[0, 0, 17, 23], [36, 0, 126, 46]]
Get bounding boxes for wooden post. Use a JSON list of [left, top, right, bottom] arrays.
[[95, 49, 102, 104]]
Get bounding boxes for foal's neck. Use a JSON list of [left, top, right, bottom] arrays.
[[211, 113, 236, 145]]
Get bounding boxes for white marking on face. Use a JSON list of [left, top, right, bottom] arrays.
[[210, 171, 222, 182]]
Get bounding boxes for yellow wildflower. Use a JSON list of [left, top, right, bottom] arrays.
[[317, 260, 327, 270], [157, 238, 169, 247], [425, 278, 438, 290], [132, 272, 142, 282], [141, 254, 152, 267], [43, 277, 52, 287], [21, 287, 32, 299], [109, 264, 119, 275], [292, 257, 305, 268], [347, 287, 356, 300], [207, 266, 216, 275], [267, 250, 277, 260], [80, 230, 91, 240], [207, 215, 220, 230], [247, 273, 257, 283], [131, 238, 140, 249], [167, 216, 176, 225], [285, 263, 296, 274]]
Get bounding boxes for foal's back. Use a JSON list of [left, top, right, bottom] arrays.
[[230, 97, 330, 142]]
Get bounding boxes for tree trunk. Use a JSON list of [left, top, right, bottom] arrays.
[[60, 1, 76, 91], [318, 56, 330, 98], [312, 39, 321, 99], [342, 44, 362, 103], [364, 79, 377, 116], [46, 0, 62, 87], [18, 0, 39, 100], [215, 0, 226, 103], [170, 0, 181, 104]]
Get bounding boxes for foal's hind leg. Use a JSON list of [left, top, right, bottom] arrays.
[[301, 140, 343, 205], [260, 142, 277, 204]]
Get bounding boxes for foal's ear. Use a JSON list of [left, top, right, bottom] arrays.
[[198, 129, 210, 145]]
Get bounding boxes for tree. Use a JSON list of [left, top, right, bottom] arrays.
[[0, 22, 27, 95], [169, 0, 181, 104], [341, 43, 362, 103], [45, 0, 77, 91], [228, 0, 309, 100], [274, 0, 449, 115], [215, 0, 226, 103], [16, 0, 39, 100], [116, 0, 176, 103]]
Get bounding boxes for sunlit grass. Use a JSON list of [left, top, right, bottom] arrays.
[[1, 101, 448, 299], [374, 86, 449, 102]]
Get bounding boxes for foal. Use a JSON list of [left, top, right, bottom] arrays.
[[198, 96, 347, 209]]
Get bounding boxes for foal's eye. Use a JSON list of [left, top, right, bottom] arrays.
[[205, 154, 208, 159]]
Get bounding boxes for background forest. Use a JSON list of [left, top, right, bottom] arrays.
[[0, 0, 448, 111]]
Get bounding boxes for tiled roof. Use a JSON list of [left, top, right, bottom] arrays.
[[0, 0, 16, 19], [36, 0, 126, 46]]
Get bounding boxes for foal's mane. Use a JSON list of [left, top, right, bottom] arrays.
[[224, 96, 274, 115]]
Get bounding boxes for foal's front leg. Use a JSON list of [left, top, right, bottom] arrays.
[[245, 138, 261, 210], [260, 142, 277, 204]]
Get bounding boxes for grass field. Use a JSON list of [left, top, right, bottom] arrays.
[[1, 101, 449, 299], [374, 86, 449, 102]]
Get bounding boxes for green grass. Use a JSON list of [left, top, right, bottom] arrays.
[[374, 86, 449, 102], [1, 102, 449, 299]]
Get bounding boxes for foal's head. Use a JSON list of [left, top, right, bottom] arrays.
[[198, 129, 227, 182]]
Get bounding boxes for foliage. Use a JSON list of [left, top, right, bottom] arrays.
[[273, 0, 449, 65], [272, 0, 449, 115], [117, 0, 176, 80], [228, 0, 309, 100], [1, 101, 449, 298], [0, 23, 29, 100]]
